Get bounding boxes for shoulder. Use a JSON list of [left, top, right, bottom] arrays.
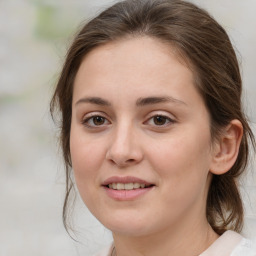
[[92, 243, 114, 256], [231, 236, 256, 256], [200, 230, 256, 256]]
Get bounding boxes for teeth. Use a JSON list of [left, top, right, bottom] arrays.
[[124, 183, 133, 190], [116, 183, 124, 190], [107, 183, 149, 190], [134, 183, 140, 189]]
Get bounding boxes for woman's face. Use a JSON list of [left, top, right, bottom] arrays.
[[70, 37, 216, 237]]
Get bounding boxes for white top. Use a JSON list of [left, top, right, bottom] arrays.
[[199, 231, 256, 256], [93, 231, 256, 256]]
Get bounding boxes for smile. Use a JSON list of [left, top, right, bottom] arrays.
[[108, 183, 152, 190], [102, 176, 155, 200]]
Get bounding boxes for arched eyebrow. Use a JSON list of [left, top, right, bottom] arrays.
[[75, 97, 111, 106], [75, 96, 187, 107], [136, 96, 187, 107]]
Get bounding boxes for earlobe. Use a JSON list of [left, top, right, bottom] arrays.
[[210, 119, 243, 175]]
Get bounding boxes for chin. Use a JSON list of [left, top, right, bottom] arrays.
[[97, 210, 156, 237], [107, 223, 149, 237]]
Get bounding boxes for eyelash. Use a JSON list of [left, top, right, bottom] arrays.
[[82, 114, 110, 128], [81, 113, 175, 129], [145, 114, 175, 127]]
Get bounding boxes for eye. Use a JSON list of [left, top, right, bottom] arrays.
[[146, 114, 175, 127], [82, 115, 110, 128]]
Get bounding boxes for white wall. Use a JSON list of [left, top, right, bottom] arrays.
[[0, 1, 255, 255]]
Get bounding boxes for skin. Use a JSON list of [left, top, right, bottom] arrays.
[[70, 36, 242, 256]]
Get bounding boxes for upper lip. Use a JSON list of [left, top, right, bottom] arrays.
[[102, 176, 154, 186]]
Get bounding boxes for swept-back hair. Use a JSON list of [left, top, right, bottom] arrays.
[[51, 0, 255, 235]]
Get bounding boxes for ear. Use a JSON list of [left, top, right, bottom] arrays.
[[210, 119, 243, 175]]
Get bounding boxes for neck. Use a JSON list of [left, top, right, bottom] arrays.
[[112, 219, 219, 256]]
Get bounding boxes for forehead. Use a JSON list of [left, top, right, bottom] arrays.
[[80, 36, 191, 72], [72, 36, 204, 111], [75, 37, 194, 86]]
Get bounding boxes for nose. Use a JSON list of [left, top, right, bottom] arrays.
[[106, 123, 143, 168]]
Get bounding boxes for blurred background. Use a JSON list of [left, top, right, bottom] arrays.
[[0, 0, 255, 255]]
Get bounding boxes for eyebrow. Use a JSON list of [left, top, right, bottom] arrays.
[[75, 96, 187, 107], [136, 96, 187, 107], [75, 97, 111, 106]]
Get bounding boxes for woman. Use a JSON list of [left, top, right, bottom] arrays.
[[51, 0, 256, 255]]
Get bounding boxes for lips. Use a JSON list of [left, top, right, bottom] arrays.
[[108, 182, 150, 190], [102, 176, 155, 200], [102, 176, 154, 188]]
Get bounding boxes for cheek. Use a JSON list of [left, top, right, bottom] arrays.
[[70, 128, 104, 191], [148, 130, 212, 195], [70, 133, 107, 213]]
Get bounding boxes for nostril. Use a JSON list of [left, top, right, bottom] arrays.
[[108, 158, 136, 167]]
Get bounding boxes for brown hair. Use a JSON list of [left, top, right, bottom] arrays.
[[51, 0, 255, 235]]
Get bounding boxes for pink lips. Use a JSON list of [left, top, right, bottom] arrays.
[[102, 176, 155, 201], [102, 176, 152, 186]]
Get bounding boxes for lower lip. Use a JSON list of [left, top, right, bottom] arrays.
[[103, 186, 154, 201]]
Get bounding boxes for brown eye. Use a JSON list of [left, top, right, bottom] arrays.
[[82, 115, 110, 128], [92, 116, 105, 125], [153, 115, 169, 126]]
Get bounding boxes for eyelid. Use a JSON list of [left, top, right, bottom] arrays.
[[144, 111, 176, 126], [81, 112, 111, 128]]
